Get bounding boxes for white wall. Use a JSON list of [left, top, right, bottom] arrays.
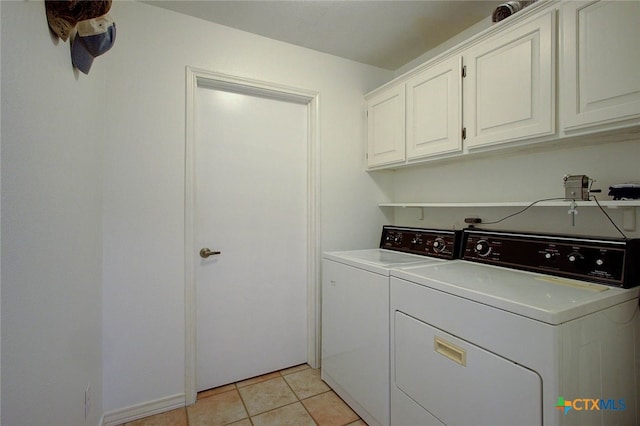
[[1, 2, 103, 425], [102, 1, 392, 415]]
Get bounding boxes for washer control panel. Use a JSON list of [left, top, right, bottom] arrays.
[[380, 226, 461, 259], [463, 229, 640, 287]]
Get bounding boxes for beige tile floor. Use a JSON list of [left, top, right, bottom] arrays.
[[122, 364, 367, 426]]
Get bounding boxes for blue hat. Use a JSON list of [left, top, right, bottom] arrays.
[[71, 15, 116, 74]]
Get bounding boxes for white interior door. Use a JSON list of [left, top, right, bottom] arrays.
[[195, 86, 308, 392]]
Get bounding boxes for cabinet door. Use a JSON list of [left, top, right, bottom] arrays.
[[464, 10, 555, 149], [562, 1, 640, 132], [406, 56, 463, 160], [366, 85, 405, 168]]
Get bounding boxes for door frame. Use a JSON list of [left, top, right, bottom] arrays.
[[184, 67, 320, 405]]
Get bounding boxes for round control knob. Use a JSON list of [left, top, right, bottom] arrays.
[[596, 259, 604, 267], [545, 253, 552, 259], [432, 238, 446, 253], [567, 252, 583, 263], [474, 240, 491, 257]]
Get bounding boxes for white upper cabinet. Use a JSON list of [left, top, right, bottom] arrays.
[[463, 10, 556, 149], [561, 0, 640, 132], [365, 1, 640, 170], [406, 56, 463, 160], [366, 84, 406, 168]]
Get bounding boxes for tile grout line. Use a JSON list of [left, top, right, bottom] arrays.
[[236, 365, 323, 425], [232, 382, 254, 426], [236, 370, 300, 425], [281, 365, 362, 426], [243, 368, 321, 425], [194, 365, 361, 426], [280, 369, 320, 426]]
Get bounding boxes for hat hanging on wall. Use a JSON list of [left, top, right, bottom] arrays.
[[71, 14, 116, 74], [45, 0, 112, 41]]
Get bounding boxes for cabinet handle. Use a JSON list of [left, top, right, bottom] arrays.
[[434, 336, 466, 367]]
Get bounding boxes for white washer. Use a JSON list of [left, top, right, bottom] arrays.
[[390, 229, 640, 426], [321, 226, 461, 426]]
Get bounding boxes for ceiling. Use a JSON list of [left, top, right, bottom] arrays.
[[142, 1, 504, 70]]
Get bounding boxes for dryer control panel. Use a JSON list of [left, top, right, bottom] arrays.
[[462, 229, 640, 288], [380, 226, 461, 260]]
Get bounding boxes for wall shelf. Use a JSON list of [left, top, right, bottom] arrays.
[[379, 200, 640, 208], [379, 200, 640, 231]]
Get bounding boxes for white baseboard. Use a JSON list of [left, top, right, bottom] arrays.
[[102, 393, 186, 426]]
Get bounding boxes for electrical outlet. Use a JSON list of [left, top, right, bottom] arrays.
[[85, 383, 91, 419]]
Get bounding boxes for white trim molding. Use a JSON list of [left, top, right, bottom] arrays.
[[102, 394, 185, 426], [184, 67, 321, 405]]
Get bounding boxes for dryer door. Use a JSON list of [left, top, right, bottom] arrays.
[[394, 311, 542, 426]]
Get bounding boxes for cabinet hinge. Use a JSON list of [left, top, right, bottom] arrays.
[[462, 127, 467, 140], [461, 65, 467, 78]]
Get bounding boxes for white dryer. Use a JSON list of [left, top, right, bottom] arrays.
[[390, 229, 640, 426], [322, 226, 461, 426]]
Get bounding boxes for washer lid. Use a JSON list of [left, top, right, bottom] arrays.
[[393, 260, 640, 324], [324, 249, 444, 275]]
